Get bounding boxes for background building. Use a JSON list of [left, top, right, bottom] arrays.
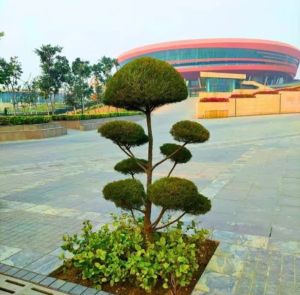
[[118, 39, 300, 96]]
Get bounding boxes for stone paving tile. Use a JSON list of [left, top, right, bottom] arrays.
[[25, 254, 63, 275], [192, 271, 238, 294], [2, 249, 43, 268], [50, 279, 67, 289], [0, 244, 21, 260]]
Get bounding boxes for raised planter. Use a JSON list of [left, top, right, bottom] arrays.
[[0, 122, 67, 142], [56, 114, 144, 131]]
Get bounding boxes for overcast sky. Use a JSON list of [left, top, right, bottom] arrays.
[[1, 0, 300, 80]]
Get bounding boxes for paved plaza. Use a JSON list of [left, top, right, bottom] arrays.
[[0, 98, 300, 294]]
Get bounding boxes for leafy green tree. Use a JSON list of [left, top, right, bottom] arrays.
[[35, 44, 70, 114], [65, 58, 93, 114], [99, 57, 211, 240], [91, 57, 118, 103], [20, 78, 40, 114], [0, 57, 23, 115]]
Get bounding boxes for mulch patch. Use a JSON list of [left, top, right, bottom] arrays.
[[51, 239, 218, 295]]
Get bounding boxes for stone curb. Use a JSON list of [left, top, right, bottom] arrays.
[[0, 263, 109, 295]]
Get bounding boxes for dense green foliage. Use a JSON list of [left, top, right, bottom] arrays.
[[98, 120, 148, 147], [62, 216, 209, 293], [114, 158, 148, 176], [0, 115, 51, 126], [160, 143, 192, 163], [0, 112, 139, 126], [171, 120, 210, 143], [102, 179, 145, 210], [104, 57, 188, 112], [148, 177, 211, 214]]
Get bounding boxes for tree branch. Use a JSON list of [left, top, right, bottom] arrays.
[[167, 162, 177, 177], [152, 142, 188, 171], [151, 208, 167, 229], [130, 209, 137, 222], [116, 144, 147, 173], [125, 147, 147, 173], [155, 212, 186, 230]]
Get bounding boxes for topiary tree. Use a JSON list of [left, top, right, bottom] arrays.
[[99, 57, 211, 240]]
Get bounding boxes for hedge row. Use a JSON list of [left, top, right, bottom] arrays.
[[0, 115, 51, 126], [52, 111, 139, 121], [0, 112, 140, 126]]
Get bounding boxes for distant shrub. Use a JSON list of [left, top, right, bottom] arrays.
[[0, 115, 51, 126], [52, 111, 139, 121], [230, 93, 256, 98], [200, 97, 229, 102]]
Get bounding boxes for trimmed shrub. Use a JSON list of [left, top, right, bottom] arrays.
[[0, 115, 51, 126], [104, 57, 188, 112], [200, 97, 229, 102], [170, 120, 209, 144], [114, 158, 148, 176], [98, 120, 148, 147], [52, 111, 139, 121], [102, 179, 145, 210], [148, 177, 211, 214], [160, 143, 192, 163]]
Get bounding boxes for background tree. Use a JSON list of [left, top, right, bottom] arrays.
[[91, 57, 118, 104], [99, 57, 211, 240], [20, 78, 40, 114], [65, 58, 92, 114], [0, 57, 23, 115], [35, 44, 70, 114]]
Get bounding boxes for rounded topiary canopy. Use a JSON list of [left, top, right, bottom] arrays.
[[183, 193, 211, 215], [102, 179, 145, 210], [148, 177, 210, 215], [98, 120, 148, 147], [114, 158, 148, 175], [170, 120, 209, 143], [103, 57, 188, 112], [160, 143, 192, 163]]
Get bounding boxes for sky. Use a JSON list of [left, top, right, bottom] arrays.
[[0, 0, 300, 80]]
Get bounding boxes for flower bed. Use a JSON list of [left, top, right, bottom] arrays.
[[254, 90, 279, 94], [200, 97, 229, 102], [52, 216, 218, 295], [230, 94, 256, 98], [277, 86, 300, 91]]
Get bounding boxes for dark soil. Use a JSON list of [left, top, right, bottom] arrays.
[[51, 239, 218, 295]]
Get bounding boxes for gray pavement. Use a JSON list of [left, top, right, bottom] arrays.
[[0, 98, 300, 294]]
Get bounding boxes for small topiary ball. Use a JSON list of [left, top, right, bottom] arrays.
[[170, 120, 209, 143], [160, 143, 192, 163], [104, 57, 188, 112], [98, 120, 148, 146], [114, 158, 148, 175], [102, 179, 145, 210], [148, 177, 211, 215]]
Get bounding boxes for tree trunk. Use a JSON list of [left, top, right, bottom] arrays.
[[46, 99, 50, 116], [51, 94, 55, 115], [81, 97, 84, 115], [11, 89, 16, 116], [144, 111, 153, 241]]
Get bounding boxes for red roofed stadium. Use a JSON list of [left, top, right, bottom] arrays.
[[118, 39, 300, 95]]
